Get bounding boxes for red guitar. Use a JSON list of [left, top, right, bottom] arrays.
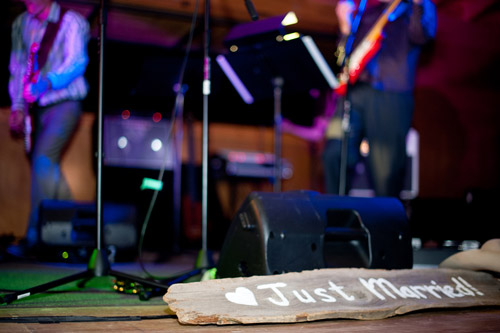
[[23, 42, 40, 153], [336, 0, 403, 95]]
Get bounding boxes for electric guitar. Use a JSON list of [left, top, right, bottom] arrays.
[[335, 0, 403, 95], [23, 42, 40, 154]]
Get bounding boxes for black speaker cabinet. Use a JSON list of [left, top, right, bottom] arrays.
[[216, 191, 412, 278], [39, 199, 137, 249]]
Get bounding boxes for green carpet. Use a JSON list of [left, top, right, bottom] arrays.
[[0, 262, 169, 308]]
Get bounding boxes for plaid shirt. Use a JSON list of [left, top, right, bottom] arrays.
[[9, 1, 89, 111]]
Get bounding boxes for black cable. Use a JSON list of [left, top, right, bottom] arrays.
[[0, 314, 176, 324], [136, 0, 201, 282]]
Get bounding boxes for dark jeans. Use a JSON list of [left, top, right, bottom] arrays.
[[25, 100, 82, 245], [322, 84, 414, 197]]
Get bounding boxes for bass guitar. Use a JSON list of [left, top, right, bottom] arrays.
[[335, 0, 403, 95]]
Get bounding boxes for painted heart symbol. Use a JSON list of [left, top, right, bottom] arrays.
[[225, 287, 258, 306]]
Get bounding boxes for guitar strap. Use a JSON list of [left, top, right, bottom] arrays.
[[24, 7, 68, 155], [344, 0, 367, 64], [37, 6, 68, 70]]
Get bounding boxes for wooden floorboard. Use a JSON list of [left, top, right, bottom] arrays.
[[1, 305, 500, 332], [1, 251, 499, 331]]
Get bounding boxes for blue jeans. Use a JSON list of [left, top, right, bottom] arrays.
[[26, 100, 82, 246]]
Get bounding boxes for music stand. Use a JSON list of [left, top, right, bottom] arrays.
[[216, 16, 338, 191]]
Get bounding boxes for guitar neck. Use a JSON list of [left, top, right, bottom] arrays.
[[365, 0, 404, 41]]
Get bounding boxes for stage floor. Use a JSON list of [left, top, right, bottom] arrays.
[[1, 249, 499, 332]]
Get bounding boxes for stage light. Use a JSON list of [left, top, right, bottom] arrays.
[[360, 139, 370, 156], [283, 32, 300, 41], [152, 112, 162, 123], [151, 138, 162, 152], [281, 11, 298, 26], [117, 136, 128, 149], [121, 109, 130, 120]]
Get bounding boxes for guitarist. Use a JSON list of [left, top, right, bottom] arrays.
[[321, 0, 437, 197], [8, 0, 90, 256]]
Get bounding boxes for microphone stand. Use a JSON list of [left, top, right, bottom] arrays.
[[338, 96, 351, 196], [196, 0, 259, 266], [244, 0, 259, 21], [273, 77, 283, 193], [196, 0, 213, 269], [337, 0, 366, 195]]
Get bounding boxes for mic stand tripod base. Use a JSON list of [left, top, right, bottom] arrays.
[[0, 248, 173, 305], [196, 248, 214, 272], [88, 248, 110, 277]]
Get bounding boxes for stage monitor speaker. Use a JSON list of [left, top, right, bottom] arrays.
[[216, 191, 412, 278]]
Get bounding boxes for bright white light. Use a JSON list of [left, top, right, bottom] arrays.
[[117, 136, 128, 149], [281, 11, 298, 26], [151, 139, 163, 152], [283, 32, 300, 41], [216, 55, 254, 104], [360, 139, 370, 157], [301, 35, 339, 89]]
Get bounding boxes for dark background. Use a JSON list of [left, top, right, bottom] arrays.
[[2, 0, 499, 245]]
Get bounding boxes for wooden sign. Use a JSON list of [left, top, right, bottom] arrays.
[[164, 268, 500, 325]]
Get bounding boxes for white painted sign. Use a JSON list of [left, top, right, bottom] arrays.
[[164, 268, 500, 325]]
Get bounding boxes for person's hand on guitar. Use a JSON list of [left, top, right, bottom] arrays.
[[9, 109, 26, 139], [336, 0, 355, 36], [23, 76, 50, 104]]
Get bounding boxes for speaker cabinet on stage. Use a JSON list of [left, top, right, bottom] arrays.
[[216, 191, 412, 278], [39, 200, 137, 253]]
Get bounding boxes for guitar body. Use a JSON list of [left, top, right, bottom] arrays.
[[335, 0, 402, 96], [335, 35, 382, 96], [347, 34, 382, 84]]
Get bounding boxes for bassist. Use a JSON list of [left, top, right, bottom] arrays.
[[8, 0, 90, 256], [322, 0, 437, 197]]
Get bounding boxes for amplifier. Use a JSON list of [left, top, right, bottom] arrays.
[[39, 200, 137, 249], [103, 115, 174, 170]]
